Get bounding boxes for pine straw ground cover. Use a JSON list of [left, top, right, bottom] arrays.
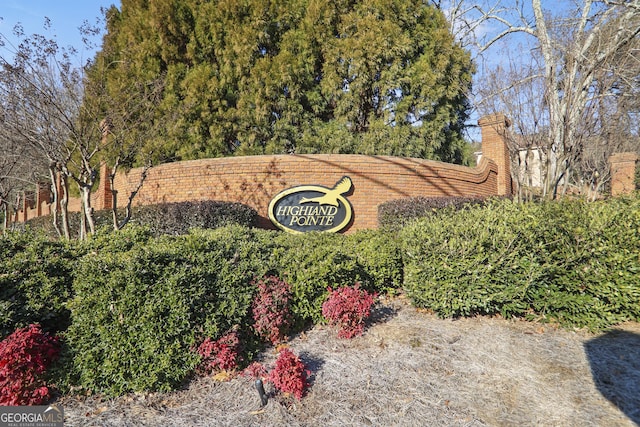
[[57, 295, 640, 427]]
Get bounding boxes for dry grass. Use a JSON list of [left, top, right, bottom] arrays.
[[58, 295, 640, 426]]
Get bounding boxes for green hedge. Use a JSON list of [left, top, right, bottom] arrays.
[[24, 200, 257, 238], [266, 229, 403, 324], [378, 195, 497, 230], [401, 196, 640, 330], [7, 194, 640, 397], [127, 201, 258, 235], [0, 231, 79, 338], [59, 225, 402, 395], [62, 227, 262, 394]]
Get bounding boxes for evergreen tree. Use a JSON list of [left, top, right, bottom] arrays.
[[93, 0, 473, 164]]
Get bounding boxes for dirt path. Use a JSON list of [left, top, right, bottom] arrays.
[[59, 295, 640, 426]]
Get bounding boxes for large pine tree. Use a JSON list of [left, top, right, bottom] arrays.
[[92, 0, 474, 164]]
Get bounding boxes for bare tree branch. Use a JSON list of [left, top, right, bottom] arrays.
[[470, 0, 640, 198]]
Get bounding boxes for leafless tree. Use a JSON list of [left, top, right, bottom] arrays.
[[0, 18, 164, 238], [475, 51, 550, 201], [90, 73, 164, 231], [0, 23, 80, 238], [436, 0, 640, 199], [79, 38, 165, 233], [0, 135, 44, 232]]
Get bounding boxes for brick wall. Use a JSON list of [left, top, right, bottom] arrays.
[[109, 154, 499, 231], [12, 114, 514, 232], [609, 153, 638, 196]]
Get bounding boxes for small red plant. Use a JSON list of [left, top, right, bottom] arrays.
[[322, 283, 377, 338], [251, 276, 293, 345], [196, 330, 242, 375], [0, 324, 61, 406], [268, 347, 310, 400], [241, 361, 268, 380]]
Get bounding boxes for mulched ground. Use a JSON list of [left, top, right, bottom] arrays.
[[58, 295, 640, 426]]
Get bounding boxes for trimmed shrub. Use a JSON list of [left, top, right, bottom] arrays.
[[0, 231, 77, 338], [25, 200, 257, 237], [265, 231, 402, 325], [82, 222, 155, 253], [0, 324, 61, 406], [322, 283, 377, 338], [378, 195, 495, 229], [343, 230, 404, 294], [267, 232, 372, 325], [64, 226, 268, 396], [401, 196, 640, 330], [252, 276, 293, 345], [129, 200, 257, 235], [195, 330, 243, 375], [268, 348, 311, 400]]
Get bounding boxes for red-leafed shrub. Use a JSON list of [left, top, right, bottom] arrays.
[[322, 283, 377, 338], [0, 324, 61, 406], [268, 348, 310, 400], [241, 361, 268, 380], [196, 330, 242, 374], [251, 276, 293, 345]]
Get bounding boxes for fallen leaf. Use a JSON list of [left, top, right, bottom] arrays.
[[275, 343, 290, 353], [212, 370, 233, 382]]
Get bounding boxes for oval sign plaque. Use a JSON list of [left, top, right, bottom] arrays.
[[268, 176, 354, 234]]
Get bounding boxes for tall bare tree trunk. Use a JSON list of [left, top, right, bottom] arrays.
[[466, 0, 640, 198], [48, 162, 63, 238], [110, 161, 151, 230], [1, 201, 7, 234], [81, 186, 96, 236], [58, 169, 71, 240]]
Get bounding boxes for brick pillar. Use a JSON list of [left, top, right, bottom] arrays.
[[35, 182, 51, 217], [97, 118, 113, 211], [609, 153, 638, 196], [21, 192, 28, 222], [98, 163, 113, 210], [479, 113, 512, 196]]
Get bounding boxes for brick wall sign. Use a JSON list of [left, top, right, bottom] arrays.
[[11, 114, 518, 231], [268, 176, 354, 233]]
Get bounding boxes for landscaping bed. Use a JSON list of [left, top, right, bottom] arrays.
[[58, 295, 640, 426]]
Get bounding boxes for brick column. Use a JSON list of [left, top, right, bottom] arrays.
[[97, 118, 113, 210], [21, 192, 29, 222], [609, 153, 638, 196], [35, 182, 51, 217], [479, 114, 512, 196], [97, 163, 113, 210]]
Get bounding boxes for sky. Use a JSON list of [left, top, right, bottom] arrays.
[[0, 0, 120, 55]]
